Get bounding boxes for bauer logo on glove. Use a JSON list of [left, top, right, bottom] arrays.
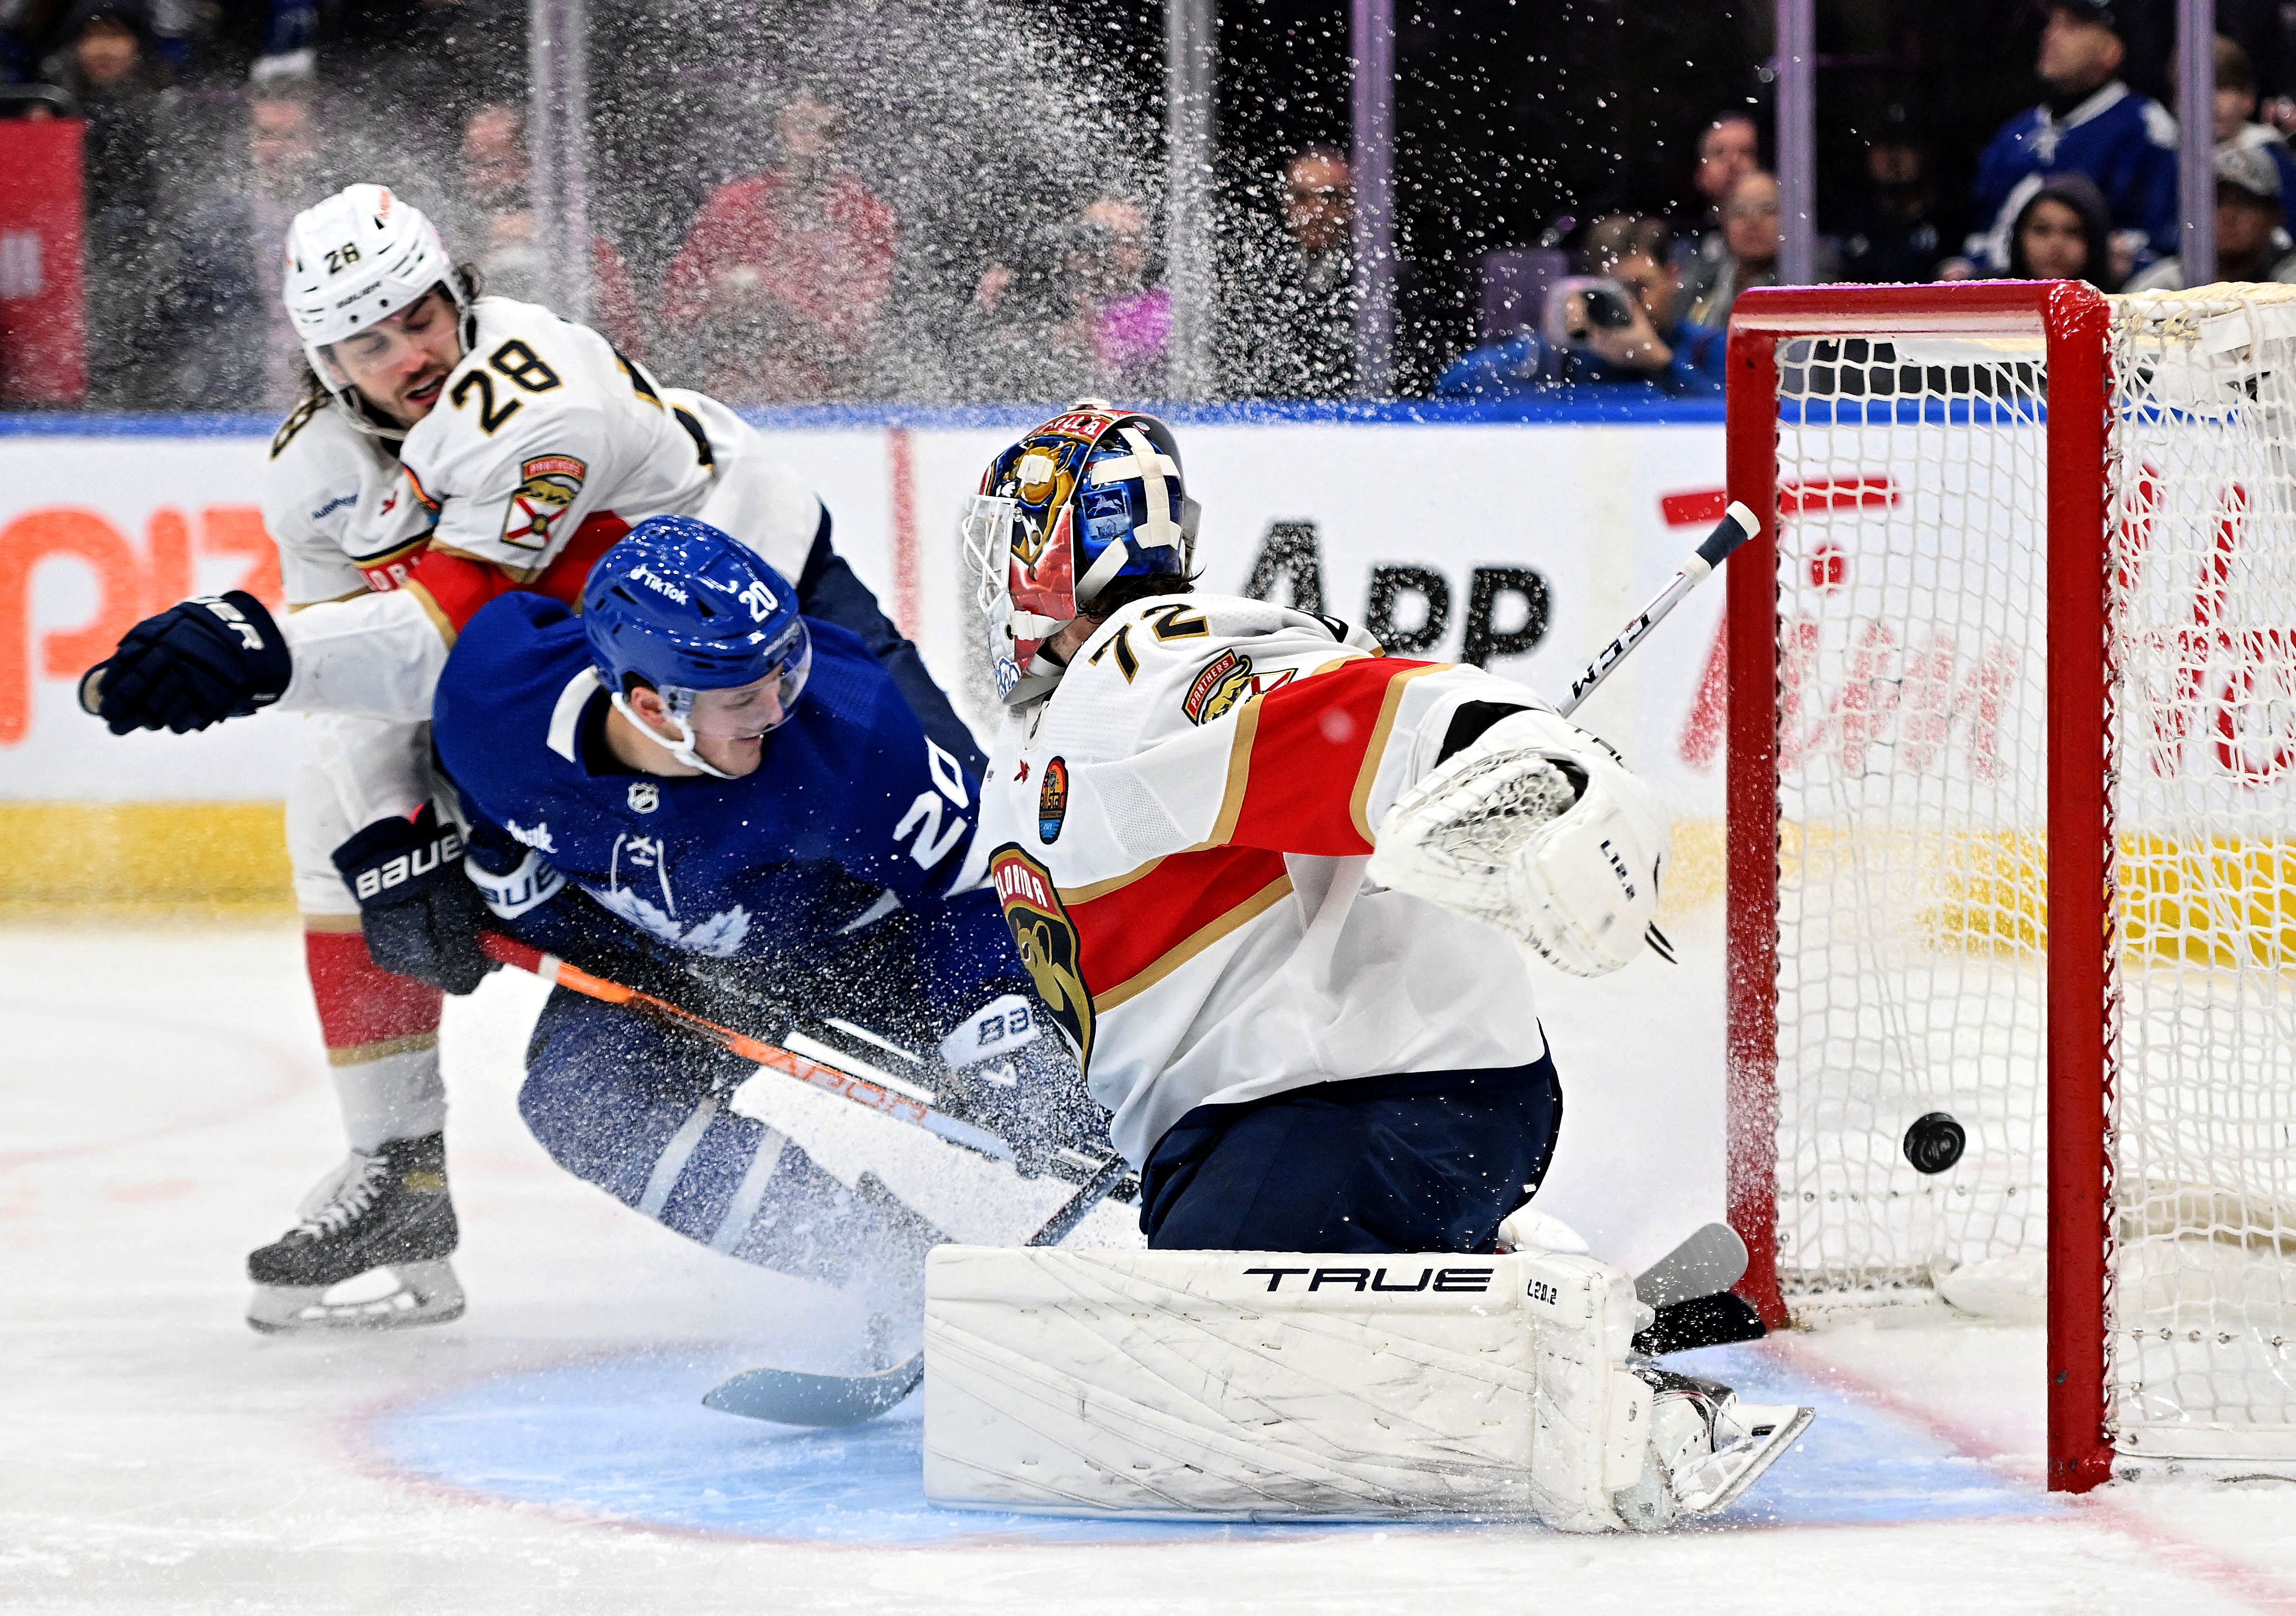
[[331, 804, 499, 995]]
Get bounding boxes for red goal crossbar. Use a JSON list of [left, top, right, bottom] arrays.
[[1720, 281, 2118, 1492]]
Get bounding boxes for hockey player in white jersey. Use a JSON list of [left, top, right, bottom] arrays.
[[952, 402, 1810, 1529], [78, 185, 979, 1336]]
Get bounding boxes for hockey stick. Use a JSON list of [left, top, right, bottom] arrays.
[[1556, 501, 1758, 719], [1628, 1221, 1768, 1357], [479, 931, 1019, 1162], [476, 931, 1132, 1198], [698, 1154, 1136, 1428], [480, 929, 1138, 1425]]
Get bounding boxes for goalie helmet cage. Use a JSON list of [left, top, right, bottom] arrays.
[[1722, 280, 2296, 1495]]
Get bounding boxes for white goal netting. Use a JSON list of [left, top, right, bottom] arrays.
[[1763, 286, 2296, 1463]]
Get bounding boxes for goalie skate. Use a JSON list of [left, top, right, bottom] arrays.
[[245, 1134, 465, 1335], [1611, 1366, 1815, 1531]]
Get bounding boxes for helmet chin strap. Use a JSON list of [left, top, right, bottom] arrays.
[[608, 691, 739, 780]]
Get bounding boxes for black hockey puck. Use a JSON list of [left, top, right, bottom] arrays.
[[1903, 1111, 1966, 1175]]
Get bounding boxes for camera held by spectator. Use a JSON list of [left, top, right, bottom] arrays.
[[1434, 215, 1723, 402]]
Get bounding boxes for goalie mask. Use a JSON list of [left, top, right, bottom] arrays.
[[282, 184, 474, 439], [961, 401, 1200, 705]]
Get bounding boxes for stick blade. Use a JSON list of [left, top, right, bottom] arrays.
[[702, 1353, 925, 1426], [1631, 1290, 1768, 1356], [1634, 1220, 1750, 1308]]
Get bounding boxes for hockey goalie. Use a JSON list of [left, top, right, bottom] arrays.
[[931, 402, 1812, 1531]]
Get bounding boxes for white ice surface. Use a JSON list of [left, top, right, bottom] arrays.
[[7, 923, 2296, 1614]]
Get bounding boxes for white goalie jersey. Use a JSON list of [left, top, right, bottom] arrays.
[[976, 592, 1669, 1167], [263, 294, 821, 721]]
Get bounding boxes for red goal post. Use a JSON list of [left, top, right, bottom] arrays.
[[1722, 279, 2296, 1494]]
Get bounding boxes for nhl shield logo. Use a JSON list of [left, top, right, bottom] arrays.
[[627, 780, 659, 813], [988, 845, 1092, 1069], [1038, 756, 1069, 843]]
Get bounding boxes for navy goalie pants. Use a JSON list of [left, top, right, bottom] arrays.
[[1137, 1053, 1564, 1254]]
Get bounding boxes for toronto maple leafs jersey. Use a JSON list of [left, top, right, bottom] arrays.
[[434, 593, 991, 976], [977, 593, 1649, 1167], [1968, 80, 2178, 268]]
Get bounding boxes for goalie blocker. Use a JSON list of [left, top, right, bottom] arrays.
[[923, 1245, 1812, 1531]]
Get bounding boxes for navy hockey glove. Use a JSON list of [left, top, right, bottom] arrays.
[[81, 590, 291, 735], [332, 805, 499, 996]]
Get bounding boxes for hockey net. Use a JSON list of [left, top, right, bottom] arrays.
[[1724, 282, 2296, 1490]]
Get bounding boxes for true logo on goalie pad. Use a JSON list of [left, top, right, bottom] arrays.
[[989, 844, 1092, 1068], [1242, 1265, 1494, 1293], [501, 454, 587, 550]]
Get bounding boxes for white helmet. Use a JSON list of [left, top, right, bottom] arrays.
[[283, 184, 471, 431]]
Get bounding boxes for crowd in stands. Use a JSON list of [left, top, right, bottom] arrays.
[[8, 0, 2296, 409]]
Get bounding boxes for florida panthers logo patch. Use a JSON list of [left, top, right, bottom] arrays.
[[1183, 649, 1295, 725], [988, 844, 1092, 1069], [500, 454, 587, 550]]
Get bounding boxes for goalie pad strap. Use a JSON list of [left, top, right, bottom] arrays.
[[922, 1245, 1653, 1530]]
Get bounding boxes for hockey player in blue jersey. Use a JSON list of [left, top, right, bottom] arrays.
[[336, 515, 1074, 1331], [1966, 0, 2178, 272]]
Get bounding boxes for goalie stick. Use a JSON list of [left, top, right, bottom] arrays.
[[1556, 501, 1758, 719], [1628, 1221, 1767, 1356]]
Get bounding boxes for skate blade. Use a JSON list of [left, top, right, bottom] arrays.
[[1674, 1402, 1815, 1514], [246, 1259, 466, 1335]]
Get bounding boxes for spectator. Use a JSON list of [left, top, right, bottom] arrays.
[[1686, 170, 1818, 327], [1059, 193, 1169, 398], [1223, 145, 1357, 399], [167, 75, 334, 409], [1835, 103, 1946, 284], [1677, 113, 1760, 320], [42, 1, 172, 406], [1433, 214, 1723, 402], [1964, 0, 2177, 276], [2194, 35, 2296, 207], [2002, 172, 2118, 285], [452, 101, 646, 360], [661, 90, 898, 402], [953, 217, 1089, 402], [2124, 145, 2296, 290]]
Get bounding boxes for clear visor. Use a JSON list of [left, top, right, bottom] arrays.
[[661, 624, 812, 739]]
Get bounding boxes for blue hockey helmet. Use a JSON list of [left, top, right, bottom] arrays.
[[960, 400, 1200, 703], [582, 515, 812, 777]]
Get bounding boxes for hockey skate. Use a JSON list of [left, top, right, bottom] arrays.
[[1611, 1365, 1815, 1532], [246, 1133, 465, 1335]]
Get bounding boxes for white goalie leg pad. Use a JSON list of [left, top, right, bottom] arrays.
[[922, 1246, 1657, 1530], [1368, 709, 1671, 976]]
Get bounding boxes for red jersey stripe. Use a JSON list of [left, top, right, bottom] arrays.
[[1224, 658, 1444, 855], [1067, 844, 1293, 1011]]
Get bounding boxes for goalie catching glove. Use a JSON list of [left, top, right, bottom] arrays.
[[1367, 706, 1669, 976], [331, 804, 499, 995], [81, 590, 292, 735]]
